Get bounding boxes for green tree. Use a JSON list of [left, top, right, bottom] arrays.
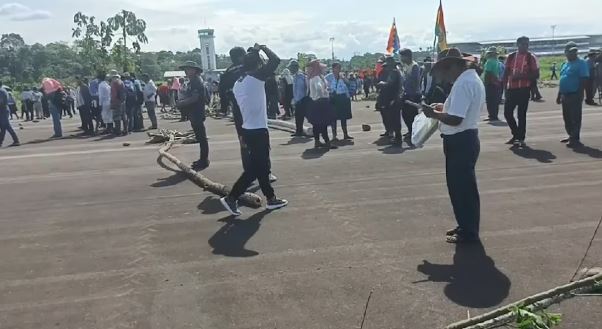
[[107, 10, 148, 71], [72, 12, 112, 75]]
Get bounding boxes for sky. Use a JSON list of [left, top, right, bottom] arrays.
[[1, 0, 601, 59]]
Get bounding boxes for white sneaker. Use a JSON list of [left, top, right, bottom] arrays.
[[266, 198, 288, 210], [269, 174, 278, 183], [220, 197, 241, 216]]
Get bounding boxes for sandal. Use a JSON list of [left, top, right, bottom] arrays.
[[446, 233, 479, 244], [446, 227, 460, 236]]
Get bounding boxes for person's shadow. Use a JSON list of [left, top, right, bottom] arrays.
[[510, 145, 556, 163], [197, 196, 225, 214], [572, 144, 602, 159], [208, 210, 271, 257], [301, 147, 329, 160], [416, 241, 511, 308]]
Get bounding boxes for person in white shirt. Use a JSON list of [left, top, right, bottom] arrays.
[[31, 88, 44, 120], [141, 74, 158, 129], [422, 48, 485, 244], [220, 44, 288, 217], [98, 74, 113, 134], [307, 59, 338, 149]]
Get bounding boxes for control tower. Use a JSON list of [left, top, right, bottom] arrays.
[[198, 29, 217, 71]]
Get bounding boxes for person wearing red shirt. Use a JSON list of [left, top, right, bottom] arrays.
[[501, 36, 540, 147]]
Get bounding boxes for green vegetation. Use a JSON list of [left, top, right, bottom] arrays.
[[539, 56, 566, 81], [509, 305, 562, 329]]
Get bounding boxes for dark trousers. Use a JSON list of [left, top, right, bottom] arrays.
[[364, 87, 370, 99], [551, 71, 558, 80], [485, 84, 501, 120], [402, 95, 421, 135], [9, 104, 18, 119], [383, 105, 402, 139], [585, 78, 595, 103], [530, 80, 542, 100], [443, 129, 481, 238], [92, 96, 103, 126], [25, 100, 34, 121], [189, 110, 209, 162], [78, 105, 94, 133], [313, 124, 330, 144], [0, 112, 19, 145], [145, 102, 158, 128], [229, 128, 275, 199], [294, 97, 309, 135], [561, 93, 583, 142], [504, 87, 531, 141]]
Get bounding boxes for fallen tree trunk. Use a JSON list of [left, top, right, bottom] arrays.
[[447, 269, 602, 329], [158, 136, 262, 208], [267, 119, 312, 136]]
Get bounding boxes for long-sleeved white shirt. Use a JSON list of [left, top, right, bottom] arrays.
[[143, 80, 157, 103], [98, 81, 111, 107], [309, 76, 329, 101]]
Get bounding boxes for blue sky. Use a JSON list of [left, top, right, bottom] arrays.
[[1, 0, 601, 58]]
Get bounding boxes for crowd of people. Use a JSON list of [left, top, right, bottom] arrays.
[[1, 36, 600, 244]]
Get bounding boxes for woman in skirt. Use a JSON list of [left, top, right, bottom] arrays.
[[306, 59, 337, 149], [329, 63, 353, 141]]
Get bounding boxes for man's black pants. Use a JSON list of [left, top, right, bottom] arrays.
[[504, 87, 531, 141], [401, 95, 421, 136], [294, 97, 309, 135], [585, 77, 595, 104], [443, 129, 481, 238], [561, 93, 583, 142], [188, 110, 209, 162], [230, 128, 275, 200], [383, 104, 401, 139], [78, 105, 94, 133], [485, 84, 501, 120]]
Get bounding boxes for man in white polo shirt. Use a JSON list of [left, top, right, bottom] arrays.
[[220, 44, 288, 216], [422, 48, 485, 244]]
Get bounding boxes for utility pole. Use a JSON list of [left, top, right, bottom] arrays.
[[551, 25, 557, 41], [330, 37, 335, 61]]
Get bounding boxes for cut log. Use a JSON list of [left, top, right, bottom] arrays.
[[268, 119, 312, 135], [158, 136, 262, 208]]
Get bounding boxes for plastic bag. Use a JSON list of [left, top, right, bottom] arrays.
[[411, 112, 439, 148]]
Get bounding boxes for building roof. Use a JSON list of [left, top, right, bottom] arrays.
[[163, 71, 185, 78], [479, 35, 592, 45]]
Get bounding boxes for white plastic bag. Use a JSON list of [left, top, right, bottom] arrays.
[[411, 112, 439, 148]]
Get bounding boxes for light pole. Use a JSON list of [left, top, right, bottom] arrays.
[[329, 37, 335, 61], [551, 25, 557, 41]]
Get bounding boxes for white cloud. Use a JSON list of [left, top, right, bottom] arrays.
[[0, 2, 51, 21]]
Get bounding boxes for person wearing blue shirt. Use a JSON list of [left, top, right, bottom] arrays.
[[328, 63, 353, 140], [290, 60, 310, 137], [557, 42, 589, 148]]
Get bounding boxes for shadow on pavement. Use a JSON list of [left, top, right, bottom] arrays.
[[487, 121, 509, 127], [378, 145, 407, 155], [151, 172, 187, 188], [510, 145, 556, 163], [372, 136, 393, 147], [281, 136, 313, 146], [416, 241, 511, 308], [197, 196, 224, 214], [301, 147, 330, 160], [572, 144, 602, 159], [208, 210, 272, 257]]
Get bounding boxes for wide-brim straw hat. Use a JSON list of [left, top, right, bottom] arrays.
[[485, 46, 498, 55], [179, 61, 203, 71], [432, 48, 475, 73]]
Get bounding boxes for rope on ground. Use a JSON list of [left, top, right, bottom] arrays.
[[446, 269, 602, 329], [156, 134, 262, 208]]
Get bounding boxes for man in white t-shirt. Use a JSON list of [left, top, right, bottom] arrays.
[[422, 48, 485, 244], [220, 44, 288, 216]]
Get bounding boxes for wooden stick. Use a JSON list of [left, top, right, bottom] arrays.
[[446, 271, 602, 329], [158, 136, 263, 208]]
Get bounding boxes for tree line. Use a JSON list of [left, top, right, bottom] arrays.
[[0, 9, 429, 88]]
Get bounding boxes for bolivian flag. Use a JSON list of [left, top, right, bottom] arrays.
[[435, 0, 448, 51], [386, 19, 400, 54]]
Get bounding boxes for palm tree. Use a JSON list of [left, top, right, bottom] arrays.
[[107, 10, 148, 71]]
